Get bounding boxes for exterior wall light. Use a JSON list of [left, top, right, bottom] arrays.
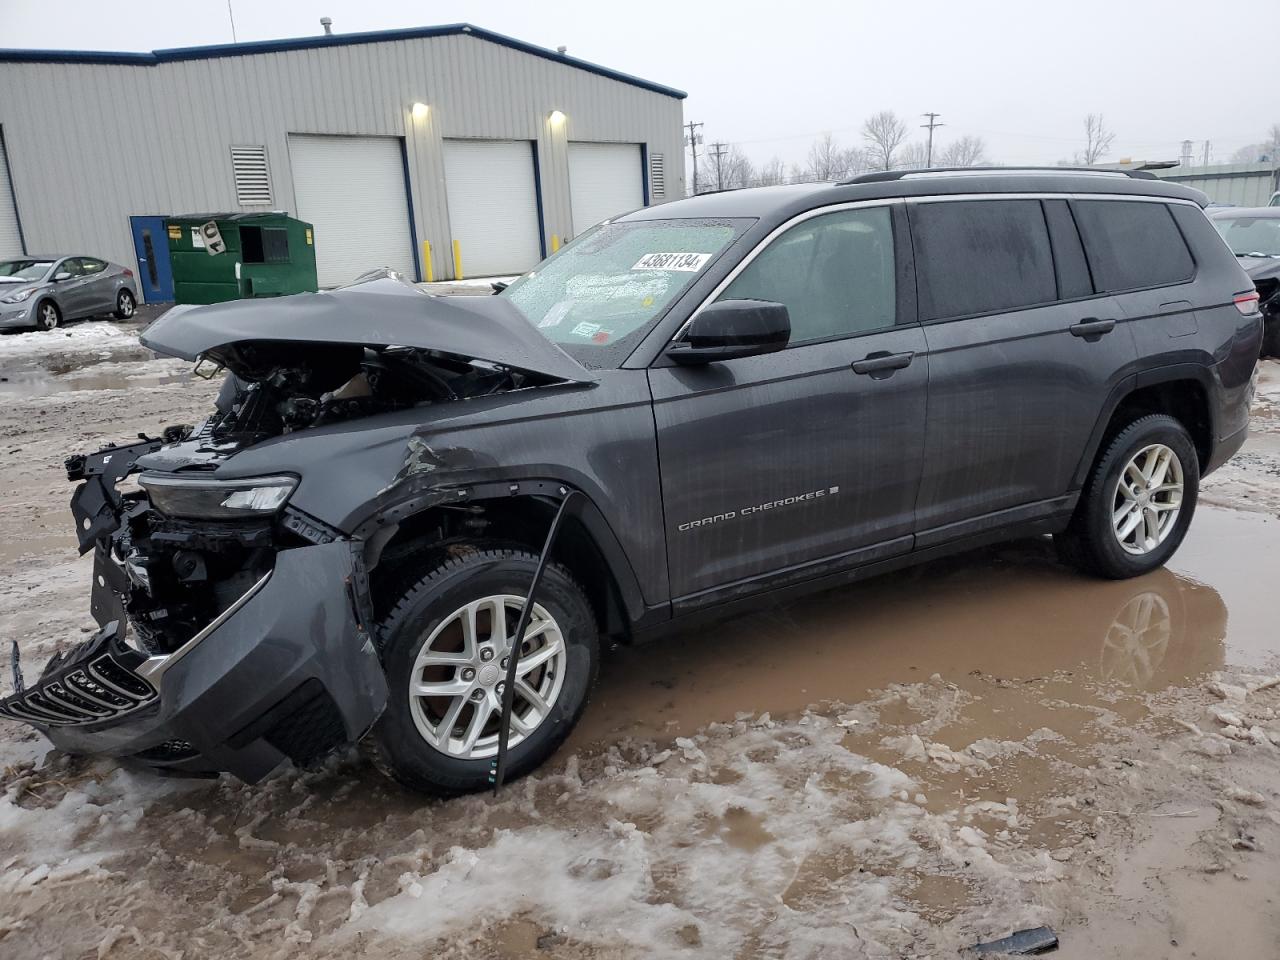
[[411, 102, 430, 119], [548, 110, 566, 126]]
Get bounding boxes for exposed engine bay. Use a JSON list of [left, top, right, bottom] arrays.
[[206, 342, 542, 441], [65, 343, 552, 658]]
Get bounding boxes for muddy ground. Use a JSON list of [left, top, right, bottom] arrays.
[[2, 313, 1279, 959]]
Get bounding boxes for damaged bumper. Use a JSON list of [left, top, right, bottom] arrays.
[[2, 437, 389, 782], [2, 541, 387, 781]]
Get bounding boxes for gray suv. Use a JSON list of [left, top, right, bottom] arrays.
[[0, 169, 1262, 795]]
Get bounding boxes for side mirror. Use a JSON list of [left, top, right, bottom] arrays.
[[666, 299, 790, 365], [52, 271, 73, 282]]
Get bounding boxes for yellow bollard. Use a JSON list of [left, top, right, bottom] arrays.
[[551, 235, 560, 253], [452, 239, 464, 280], [422, 241, 433, 283]]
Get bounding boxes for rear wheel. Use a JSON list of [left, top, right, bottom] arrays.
[[1055, 414, 1199, 579], [370, 546, 598, 795], [35, 300, 60, 331], [114, 289, 136, 319]]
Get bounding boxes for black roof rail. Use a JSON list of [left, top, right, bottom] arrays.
[[839, 166, 1158, 185]]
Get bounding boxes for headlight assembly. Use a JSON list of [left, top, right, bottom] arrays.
[[138, 474, 297, 519], [0, 288, 36, 304]]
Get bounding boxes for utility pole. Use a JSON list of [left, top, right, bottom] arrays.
[[1180, 139, 1194, 167], [921, 112, 944, 167], [685, 121, 704, 195], [709, 142, 728, 191], [1201, 140, 1212, 168]]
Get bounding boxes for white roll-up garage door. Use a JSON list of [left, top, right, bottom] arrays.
[[568, 142, 644, 237], [0, 133, 22, 258], [442, 139, 541, 278], [288, 134, 415, 287]]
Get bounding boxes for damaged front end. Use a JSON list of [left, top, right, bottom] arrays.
[[0, 275, 593, 781], [1, 433, 388, 781]]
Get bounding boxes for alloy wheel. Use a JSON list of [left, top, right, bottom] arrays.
[[407, 594, 567, 759], [39, 303, 59, 329], [118, 292, 135, 317], [1111, 443, 1183, 556]]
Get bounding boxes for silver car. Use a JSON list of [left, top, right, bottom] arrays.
[[0, 255, 139, 332]]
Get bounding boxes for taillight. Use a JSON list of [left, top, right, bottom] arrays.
[[1234, 291, 1260, 315], [122, 268, 134, 278]]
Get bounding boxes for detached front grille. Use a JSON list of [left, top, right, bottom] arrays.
[[0, 623, 158, 727]]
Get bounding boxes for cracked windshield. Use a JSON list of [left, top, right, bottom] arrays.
[[502, 219, 745, 365]]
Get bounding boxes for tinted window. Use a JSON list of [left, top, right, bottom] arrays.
[[56, 259, 82, 278], [80, 258, 107, 274], [1072, 200, 1194, 292], [911, 200, 1055, 320], [718, 206, 896, 343]]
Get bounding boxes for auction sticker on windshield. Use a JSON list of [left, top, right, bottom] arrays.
[[632, 252, 712, 272]]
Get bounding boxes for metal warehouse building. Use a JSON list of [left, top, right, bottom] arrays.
[[0, 23, 686, 299]]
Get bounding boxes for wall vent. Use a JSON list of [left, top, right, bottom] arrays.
[[231, 145, 272, 205], [649, 152, 665, 199]]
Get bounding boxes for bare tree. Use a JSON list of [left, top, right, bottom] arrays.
[[938, 135, 988, 167], [1232, 124, 1280, 163], [1076, 114, 1115, 166], [895, 142, 929, 170], [800, 132, 861, 181], [756, 156, 787, 186], [862, 110, 909, 171], [720, 146, 757, 190]]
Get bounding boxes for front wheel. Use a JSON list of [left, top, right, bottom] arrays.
[[370, 546, 599, 795], [1055, 414, 1199, 579], [114, 289, 136, 319], [35, 300, 60, 330]]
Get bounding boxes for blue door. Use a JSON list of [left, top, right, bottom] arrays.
[[129, 216, 174, 302]]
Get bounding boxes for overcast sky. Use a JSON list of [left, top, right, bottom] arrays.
[[5, 0, 1270, 172]]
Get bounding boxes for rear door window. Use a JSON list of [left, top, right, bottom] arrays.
[[910, 199, 1056, 321], [1072, 200, 1194, 292], [80, 258, 107, 274]]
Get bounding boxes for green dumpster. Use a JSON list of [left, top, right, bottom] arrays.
[[165, 212, 318, 305]]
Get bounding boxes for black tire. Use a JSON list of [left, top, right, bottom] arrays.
[[113, 289, 136, 320], [370, 546, 598, 796], [1055, 414, 1199, 580], [35, 299, 60, 331]]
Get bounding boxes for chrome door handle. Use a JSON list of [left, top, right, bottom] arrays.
[[1070, 318, 1116, 340], [852, 351, 914, 378]]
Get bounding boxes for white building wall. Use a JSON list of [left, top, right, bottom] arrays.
[[0, 29, 686, 282]]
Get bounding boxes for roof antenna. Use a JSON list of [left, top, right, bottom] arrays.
[[226, 0, 238, 42], [320, 17, 333, 36]]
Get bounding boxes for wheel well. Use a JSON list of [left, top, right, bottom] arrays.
[[366, 497, 631, 642], [1104, 379, 1212, 469]]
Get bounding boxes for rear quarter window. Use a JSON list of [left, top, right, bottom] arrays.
[[1072, 200, 1194, 292], [910, 199, 1057, 320]]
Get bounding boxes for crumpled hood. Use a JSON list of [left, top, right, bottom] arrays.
[[139, 275, 595, 383]]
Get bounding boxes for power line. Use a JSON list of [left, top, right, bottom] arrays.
[[921, 112, 944, 167], [226, 0, 238, 42], [685, 120, 704, 195], [709, 141, 729, 191]]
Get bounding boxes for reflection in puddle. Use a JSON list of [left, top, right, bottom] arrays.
[[569, 511, 1253, 752]]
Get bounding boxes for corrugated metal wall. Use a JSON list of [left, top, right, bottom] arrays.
[[0, 33, 685, 286], [1152, 163, 1280, 207]]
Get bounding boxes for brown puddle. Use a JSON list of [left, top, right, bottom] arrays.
[[569, 505, 1276, 754]]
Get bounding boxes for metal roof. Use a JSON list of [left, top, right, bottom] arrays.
[[0, 22, 687, 100]]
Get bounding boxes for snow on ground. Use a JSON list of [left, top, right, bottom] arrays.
[[0, 321, 142, 361]]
